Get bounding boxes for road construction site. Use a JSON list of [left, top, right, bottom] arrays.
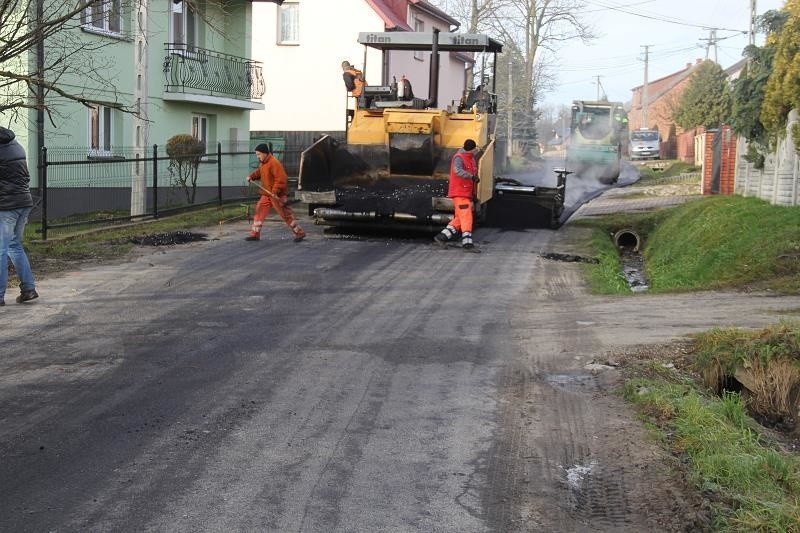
[[2, 162, 799, 531]]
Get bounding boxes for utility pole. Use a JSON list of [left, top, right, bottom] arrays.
[[749, 0, 757, 46], [594, 75, 601, 100], [641, 45, 650, 129], [701, 29, 719, 62], [507, 54, 513, 159], [36, 0, 44, 183]]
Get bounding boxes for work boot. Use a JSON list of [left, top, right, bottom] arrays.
[[433, 233, 448, 248], [462, 242, 475, 250], [16, 289, 38, 304], [293, 234, 305, 243], [0, 299, 5, 306], [244, 234, 260, 241]]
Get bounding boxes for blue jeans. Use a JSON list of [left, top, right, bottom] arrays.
[[0, 207, 36, 301]]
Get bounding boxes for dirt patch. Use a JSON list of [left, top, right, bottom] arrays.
[[540, 252, 599, 264], [488, 347, 715, 532], [602, 339, 800, 457]]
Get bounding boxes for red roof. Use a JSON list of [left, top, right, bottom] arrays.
[[365, 0, 460, 31], [365, 0, 412, 30]]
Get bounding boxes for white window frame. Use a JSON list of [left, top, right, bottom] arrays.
[[192, 114, 209, 158], [88, 104, 114, 157], [277, 2, 300, 45], [413, 19, 424, 60], [83, 0, 123, 36], [170, 0, 199, 51]]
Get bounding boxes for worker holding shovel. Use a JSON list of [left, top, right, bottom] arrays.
[[245, 143, 305, 242]]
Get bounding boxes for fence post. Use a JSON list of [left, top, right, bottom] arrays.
[[217, 141, 222, 206], [152, 144, 159, 218], [40, 146, 48, 241]]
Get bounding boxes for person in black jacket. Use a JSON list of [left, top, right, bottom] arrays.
[[0, 127, 38, 306]]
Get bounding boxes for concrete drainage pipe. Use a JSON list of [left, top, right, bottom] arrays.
[[613, 229, 642, 252]]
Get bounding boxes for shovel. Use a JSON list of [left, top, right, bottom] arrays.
[[248, 180, 285, 206]]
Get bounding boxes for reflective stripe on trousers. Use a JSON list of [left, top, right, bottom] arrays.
[[251, 195, 304, 237]]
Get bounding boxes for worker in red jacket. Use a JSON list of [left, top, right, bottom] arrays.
[[434, 138, 479, 250], [246, 143, 305, 242]]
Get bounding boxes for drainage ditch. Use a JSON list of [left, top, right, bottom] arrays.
[[613, 229, 648, 292], [539, 230, 647, 293]]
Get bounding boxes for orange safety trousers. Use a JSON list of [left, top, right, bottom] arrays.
[[448, 197, 473, 234], [251, 195, 305, 238]]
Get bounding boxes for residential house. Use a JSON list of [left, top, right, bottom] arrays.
[[1, 0, 269, 218], [629, 58, 746, 161], [628, 59, 705, 159], [250, 0, 472, 140]]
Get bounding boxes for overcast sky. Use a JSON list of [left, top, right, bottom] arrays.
[[538, 0, 786, 109]]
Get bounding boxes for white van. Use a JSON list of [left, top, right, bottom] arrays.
[[629, 129, 660, 160]]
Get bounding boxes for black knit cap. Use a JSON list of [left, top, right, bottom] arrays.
[[255, 143, 271, 154], [463, 139, 477, 151]]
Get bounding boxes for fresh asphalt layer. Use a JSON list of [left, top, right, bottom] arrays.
[[2, 169, 799, 532]]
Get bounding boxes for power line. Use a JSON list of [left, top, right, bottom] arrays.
[[584, 0, 750, 33], [582, 0, 657, 14], [556, 45, 702, 72]]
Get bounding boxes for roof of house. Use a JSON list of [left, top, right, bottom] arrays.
[[366, 0, 412, 31], [366, 0, 461, 31], [631, 58, 748, 103], [408, 0, 460, 27], [724, 58, 747, 80], [630, 59, 704, 102]]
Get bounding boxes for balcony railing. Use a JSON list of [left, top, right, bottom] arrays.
[[163, 43, 265, 100]]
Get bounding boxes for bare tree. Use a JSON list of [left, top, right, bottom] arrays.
[[491, 0, 594, 124], [429, 0, 594, 154], [433, 0, 509, 33], [0, 0, 142, 125]]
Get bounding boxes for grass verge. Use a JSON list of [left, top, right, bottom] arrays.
[[619, 323, 800, 531], [575, 195, 800, 294], [634, 160, 700, 183]]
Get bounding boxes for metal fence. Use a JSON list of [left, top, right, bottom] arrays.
[[36, 141, 308, 240]]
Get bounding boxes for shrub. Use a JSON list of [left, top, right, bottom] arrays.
[[166, 134, 205, 204]]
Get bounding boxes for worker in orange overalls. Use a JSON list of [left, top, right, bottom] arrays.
[[245, 143, 305, 242], [342, 60, 366, 99], [434, 138, 479, 250]]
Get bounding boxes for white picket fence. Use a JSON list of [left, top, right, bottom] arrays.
[[735, 109, 800, 206]]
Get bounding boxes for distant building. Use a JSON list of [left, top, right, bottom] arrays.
[[629, 59, 705, 152], [629, 58, 745, 160], [0, 1, 264, 216], [250, 0, 473, 133]]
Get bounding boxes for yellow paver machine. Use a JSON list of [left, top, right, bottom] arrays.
[[298, 30, 566, 231]]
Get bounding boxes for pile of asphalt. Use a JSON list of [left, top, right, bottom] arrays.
[[130, 231, 208, 246]]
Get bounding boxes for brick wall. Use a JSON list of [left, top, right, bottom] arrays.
[[702, 126, 737, 195], [676, 127, 702, 164]]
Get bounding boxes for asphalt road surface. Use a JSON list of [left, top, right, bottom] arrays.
[[2, 194, 799, 532], [502, 155, 641, 225]]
